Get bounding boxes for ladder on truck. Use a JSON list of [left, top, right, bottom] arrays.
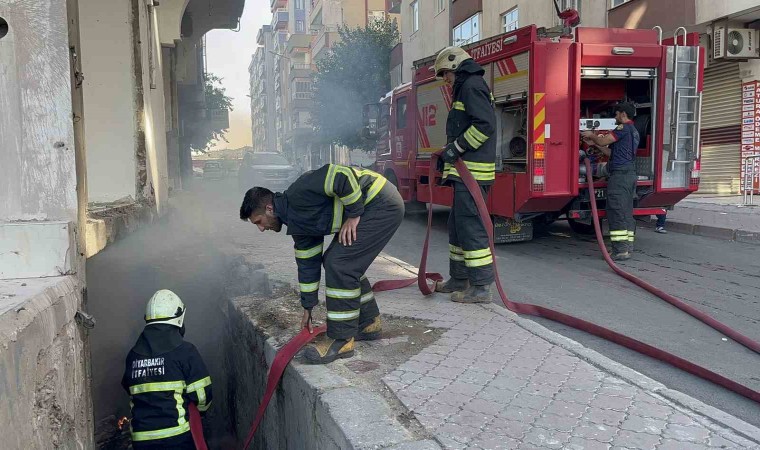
[[662, 27, 702, 176]]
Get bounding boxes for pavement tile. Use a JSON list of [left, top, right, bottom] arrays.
[[565, 437, 612, 450], [405, 384, 442, 399], [426, 345, 457, 356], [706, 434, 748, 448], [476, 386, 516, 404], [509, 392, 554, 411], [522, 381, 561, 398], [403, 360, 438, 374], [584, 407, 627, 427], [542, 400, 588, 419], [436, 422, 482, 444], [484, 418, 532, 440], [416, 413, 446, 431], [436, 435, 467, 450], [590, 394, 633, 412], [441, 357, 479, 369], [459, 369, 496, 385], [533, 413, 580, 433], [400, 371, 424, 384], [489, 375, 529, 392], [563, 375, 604, 392], [446, 381, 485, 397], [501, 365, 538, 379], [416, 399, 462, 419], [463, 398, 504, 416], [667, 412, 699, 427], [529, 371, 568, 387], [554, 388, 596, 405], [522, 426, 571, 449], [412, 353, 447, 365], [434, 392, 474, 408], [619, 414, 667, 435], [597, 384, 638, 399], [498, 405, 542, 423], [571, 423, 618, 443], [612, 429, 662, 448], [657, 439, 710, 450], [432, 365, 469, 380], [415, 376, 453, 390], [448, 409, 491, 429], [662, 423, 711, 443], [469, 435, 520, 450], [469, 361, 504, 375], [627, 402, 672, 420]]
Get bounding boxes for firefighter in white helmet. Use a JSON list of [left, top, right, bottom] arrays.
[[122, 290, 212, 449], [433, 46, 497, 303]]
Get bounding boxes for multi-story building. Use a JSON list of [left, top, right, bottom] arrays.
[[249, 25, 278, 153], [393, 0, 606, 85], [608, 0, 760, 195]]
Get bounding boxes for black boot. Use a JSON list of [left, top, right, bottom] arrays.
[[303, 336, 355, 364], [435, 277, 469, 293], [356, 316, 382, 341], [451, 284, 493, 304]]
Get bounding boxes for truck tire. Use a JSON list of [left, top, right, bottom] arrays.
[[568, 218, 595, 235]]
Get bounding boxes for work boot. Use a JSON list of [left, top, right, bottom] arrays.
[[356, 316, 382, 341], [303, 336, 355, 364], [435, 277, 469, 293], [451, 284, 493, 304], [611, 251, 631, 261]]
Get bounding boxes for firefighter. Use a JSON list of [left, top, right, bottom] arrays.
[[581, 102, 640, 260], [239, 164, 404, 364], [122, 290, 212, 449], [432, 46, 497, 303]]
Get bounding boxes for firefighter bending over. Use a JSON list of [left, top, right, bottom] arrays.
[[122, 290, 212, 449], [239, 164, 404, 364], [433, 46, 497, 303], [581, 102, 640, 261]]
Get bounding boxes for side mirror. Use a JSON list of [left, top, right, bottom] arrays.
[[362, 103, 381, 139]]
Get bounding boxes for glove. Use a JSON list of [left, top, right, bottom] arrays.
[[441, 142, 464, 164]]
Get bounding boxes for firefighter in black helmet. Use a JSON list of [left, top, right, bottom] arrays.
[[122, 290, 212, 449], [582, 102, 640, 260], [433, 46, 497, 304]]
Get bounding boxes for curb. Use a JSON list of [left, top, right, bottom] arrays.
[[640, 217, 760, 245]]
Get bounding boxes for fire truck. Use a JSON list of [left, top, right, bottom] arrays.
[[363, 22, 704, 243]]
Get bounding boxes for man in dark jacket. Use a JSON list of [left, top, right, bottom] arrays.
[[433, 46, 497, 304], [582, 102, 640, 260], [240, 164, 404, 364], [122, 290, 212, 449]]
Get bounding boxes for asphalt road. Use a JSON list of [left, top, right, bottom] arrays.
[[383, 206, 760, 427]]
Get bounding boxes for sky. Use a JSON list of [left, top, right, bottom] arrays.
[[205, 0, 270, 151]]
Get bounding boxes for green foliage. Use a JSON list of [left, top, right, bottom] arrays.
[[188, 73, 234, 153], [313, 19, 399, 149]]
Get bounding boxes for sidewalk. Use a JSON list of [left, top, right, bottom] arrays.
[[645, 195, 760, 244], [229, 230, 760, 449]]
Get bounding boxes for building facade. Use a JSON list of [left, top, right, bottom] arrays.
[[250, 25, 277, 153]]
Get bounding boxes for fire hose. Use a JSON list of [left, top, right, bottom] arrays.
[[226, 155, 759, 450]]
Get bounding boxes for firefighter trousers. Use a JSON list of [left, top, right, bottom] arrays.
[[322, 182, 405, 340], [607, 166, 637, 254], [448, 181, 494, 286]]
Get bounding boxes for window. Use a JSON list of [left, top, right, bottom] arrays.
[[436, 0, 446, 15], [555, 0, 580, 24], [396, 97, 408, 129], [453, 13, 480, 46], [295, 20, 304, 32], [295, 0, 305, 10], [501, 8, 518, 33], [610, 0, 628, 7], [411, 1, 419, 33]]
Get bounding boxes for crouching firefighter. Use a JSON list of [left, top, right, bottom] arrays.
[[240, 164, 404, 364], [581, 102, 639, 261], [433, 46, 497, 303], [122, 290, 212, 449]]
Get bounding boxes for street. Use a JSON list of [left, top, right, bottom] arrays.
[[382, 206, 760, 427]]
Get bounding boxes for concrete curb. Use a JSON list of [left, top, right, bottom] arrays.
[[640, 217, 760, 245]]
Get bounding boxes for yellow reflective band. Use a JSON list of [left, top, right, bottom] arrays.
[[468, 125, 489, 143], [360, 292, 375, 304], [195, 386, 206, 410], [450, 253, 465, 262], [324, 164, 338, 196], [198, 400, 212, 412], [341, 188, 362, 206], [446, 167, 495, 181], [628, 231, 635, 236], [465, 255, 494, 268], [174, 391, 187, 426], [610, 236, 628, 242], [490, 92, 495, 102], [464, 161, 495, 171], [464, 248, 491, 259], [453, 101, 465, 111], [628, 236, 635, 242], [131, 423, 191, 442], [610, 230, 628, 236], [300, 281, 319, 293], [326, 287, 361, 298], [360, 275, 367, 281], [464, 129, 484, 149], [295, 243, 323, 259], [327, 309, 360, 321], [449, 245, 464, 254], [336, 166, 361, 192], [130, 381, 185, 395], [185, 376, 212, 393], [331, 198, 344, 233], [365, 177, 387, 205]]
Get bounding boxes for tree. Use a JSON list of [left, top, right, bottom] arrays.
[[313, 19, 399, 149], [187, 73, 234, 152]]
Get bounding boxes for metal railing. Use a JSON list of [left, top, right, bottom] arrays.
[[742, 154, 760, 206]]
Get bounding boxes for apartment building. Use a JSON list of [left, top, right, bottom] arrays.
[[393, 0, 606, 85], [249, 25, 277, 153]]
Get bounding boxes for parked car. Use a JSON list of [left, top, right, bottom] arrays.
[[238, 152, 297, 192], [203, 161, 225, 180]]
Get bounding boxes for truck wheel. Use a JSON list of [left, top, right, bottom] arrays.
[[568, 219, 595, 235]]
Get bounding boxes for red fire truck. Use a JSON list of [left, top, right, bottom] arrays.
[[364, 24, 704, 243]]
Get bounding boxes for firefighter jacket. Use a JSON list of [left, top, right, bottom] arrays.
[[272, 164, 389, 310], [122, 324, 212, 447], [443, 58, 497, 185]]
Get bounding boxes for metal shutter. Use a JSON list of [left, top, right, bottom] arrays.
[[700, 61, 741, 195]]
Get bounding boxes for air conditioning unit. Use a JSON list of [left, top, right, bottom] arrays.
[[714, 27, 760, 59]]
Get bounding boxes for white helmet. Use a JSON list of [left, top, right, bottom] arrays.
[[434, 46, 472, 79], [145, 289, 186, 328]]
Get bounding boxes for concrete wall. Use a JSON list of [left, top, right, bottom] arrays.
[[482, 0, 607, 38], [0, 277, 93, 449], [79, 0, 139, 204], [400, 0, 449, 83], [696, 0, 760, 25], [608, 0, 694, 35]]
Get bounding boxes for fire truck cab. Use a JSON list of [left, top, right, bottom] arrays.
[[364, 25, 704, 243]]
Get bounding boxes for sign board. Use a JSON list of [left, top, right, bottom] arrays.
[[740, 82, 760, 193]]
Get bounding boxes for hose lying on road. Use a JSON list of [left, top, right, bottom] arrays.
[[234, 157, 760, 450]]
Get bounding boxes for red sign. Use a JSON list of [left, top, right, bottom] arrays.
[[740, 81, 760, 193]]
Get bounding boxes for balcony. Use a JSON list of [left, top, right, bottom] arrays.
[[311, 27, 340, 61], [309, 0, 323, 27], [388, 0, 401, 14], [271, 0, 286, 13], [289, 63, 315, 80], [272, 9, 288, 30], [257, 25, 272, 45], [287, 33, 312, 52]]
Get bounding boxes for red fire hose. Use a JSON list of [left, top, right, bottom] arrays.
[[236, 156, 759, 449]]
